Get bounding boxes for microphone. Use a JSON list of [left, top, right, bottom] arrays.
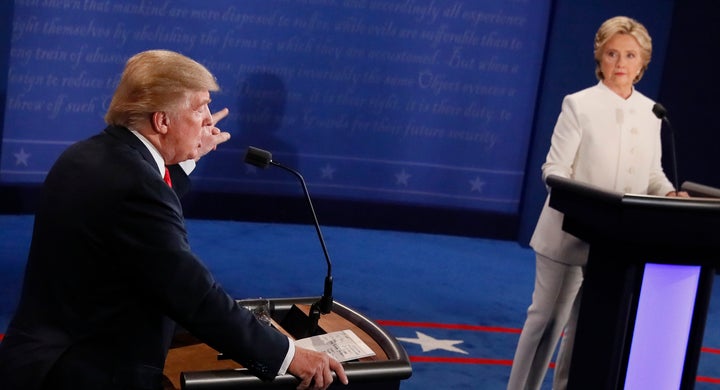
[[244, 146, 333, 336], [652, 103, 680, 194]]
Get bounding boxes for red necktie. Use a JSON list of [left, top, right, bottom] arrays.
[[163, 167, 172, 188]]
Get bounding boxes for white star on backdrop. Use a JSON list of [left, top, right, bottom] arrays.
[[397, 331, 468, 354], [14, 148, 31, 166], [469, 176, 485, 192], [321, 164, 336, 179], [395, 169, 411, 186]]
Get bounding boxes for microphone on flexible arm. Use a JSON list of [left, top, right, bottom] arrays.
[[652, 103, 681, 195], [243, 146, 333, 336]]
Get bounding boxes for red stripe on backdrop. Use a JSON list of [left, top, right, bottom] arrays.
[[376, 320, 521, 334]]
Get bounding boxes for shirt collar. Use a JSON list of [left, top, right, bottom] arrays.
[[597, 80, 636, 102], [129, 129, 165, 177]]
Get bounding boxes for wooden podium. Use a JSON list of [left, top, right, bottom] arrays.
[[546, 175, 720, 390], [162, 297, 412, 389]]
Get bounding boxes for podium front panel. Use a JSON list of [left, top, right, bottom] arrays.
[[545, 175, 720, 390], [624, 264, 701, 389]]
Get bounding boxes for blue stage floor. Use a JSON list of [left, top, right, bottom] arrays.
[[2, 214, 719, 389]]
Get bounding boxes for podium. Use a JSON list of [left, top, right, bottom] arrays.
[[162, 297, 412, 389], [546, 175, 720, 390]]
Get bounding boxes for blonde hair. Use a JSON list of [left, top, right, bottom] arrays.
[[593, 16, 652, 83], [105, 50, 219, 128]]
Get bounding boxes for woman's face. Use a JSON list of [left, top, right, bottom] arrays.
[[599, 33, 644, 97]]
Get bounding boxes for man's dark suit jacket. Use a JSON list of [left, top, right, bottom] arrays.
[[0, 126, 289, 389]]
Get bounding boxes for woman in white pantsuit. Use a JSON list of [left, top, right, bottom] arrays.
[[507, 16, 687, 390]]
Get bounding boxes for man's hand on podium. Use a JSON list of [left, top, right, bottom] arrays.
[[289, 346, 348, 390]]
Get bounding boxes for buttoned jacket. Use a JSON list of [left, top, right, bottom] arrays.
[[530, 82, 675, 265]]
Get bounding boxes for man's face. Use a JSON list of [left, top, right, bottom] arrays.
[[163, 90, 213, 164]]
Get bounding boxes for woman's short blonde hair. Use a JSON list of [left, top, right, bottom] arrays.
[[105, 50, 219, 128], [594, 16, 652, 84]]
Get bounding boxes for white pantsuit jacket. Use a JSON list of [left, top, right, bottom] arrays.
[[530, 81, 675, 266]]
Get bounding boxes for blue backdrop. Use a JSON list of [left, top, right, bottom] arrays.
[[6, 0, 715, 242], [1, 0, 551, 215]]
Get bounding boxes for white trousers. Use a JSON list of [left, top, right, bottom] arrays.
[[506, 254, 584, 390]]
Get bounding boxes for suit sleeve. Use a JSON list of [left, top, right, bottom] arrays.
[[541, 96, 582, 183], [112, 173, 289, 380]]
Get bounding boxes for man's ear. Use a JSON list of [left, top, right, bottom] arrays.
[[151, 112, 170, 135]]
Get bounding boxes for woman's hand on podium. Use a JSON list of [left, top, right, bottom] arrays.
[[665, 190, 690, 197], [289, 346, 348, 390]]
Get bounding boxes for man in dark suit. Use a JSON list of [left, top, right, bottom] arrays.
[[0, 50, 347, 390]]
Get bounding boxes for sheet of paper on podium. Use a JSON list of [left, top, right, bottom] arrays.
[[295, 329, 376, 362]]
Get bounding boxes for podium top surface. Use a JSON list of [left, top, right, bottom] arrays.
[[546, 175, 720, 261], [548, 175, 720, 208], [164, 297, 412, 390]]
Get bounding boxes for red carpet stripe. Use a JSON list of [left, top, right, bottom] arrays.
[[698, 376, 720, 384], [411, 356, 720, 385], [376, 319, 521, 334], [382, 320, 720, 385], [2, 328, 720, 385], [2, 327, 719, 384], [410, 356, 514, 366], [378, 321, 720, 354]]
